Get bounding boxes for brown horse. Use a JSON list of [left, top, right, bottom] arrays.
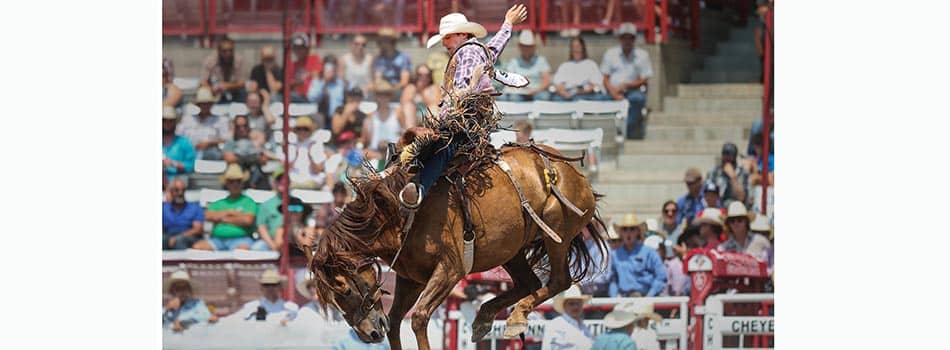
[[308, 145, 607, 350]]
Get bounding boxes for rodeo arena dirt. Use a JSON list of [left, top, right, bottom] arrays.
[[161, 1, 774, 349]]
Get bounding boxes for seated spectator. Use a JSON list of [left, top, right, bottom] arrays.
[[363, 80, 405, 154], [248, 45, 283, 100], [163, 178, 204, 250], [163, 57, 182, 109], [296, 275, 344, 322], [286, 34, 323, 103], [425, 51, 450, 87], [286, 117, 332, 190], [372, 28, 412, 95], [400, 64, 441, 128], [676, 168, 705, 226], [223, 115, 272, 189], [163, 270, 217, 332], [658, 200, 683, 249], [340, 34, 374, 94], [719, 202, 771, 261], [333, 329, 390, 350], [177, 87, 230, 160], [252, 170, 310, 252], [609, 213, 667, 297], [163, 106, 195, 180], [499, 30, 552, 102], [553, 37, 610, 102], [602, 23, 653, 139], [694, 208, 725, 249], [750, 214, 774, 274], [322, 182, 348, 226], [308, 55, 347, 126], [237, 269, 299, 325], [663, 228, 689, 296], [514, 120, 533, 144], [200, 36, 246, 103], [193, 164, 258, 251], [702, 182, 724, 213], [331, 87, 368, 147], [592, 302, 637, 350], [707, 142, 750, 208], [325, 131, 368, 181], [245, 91, 277, 141], [543, 285, 594, 350], [630, 302, 663, 350]]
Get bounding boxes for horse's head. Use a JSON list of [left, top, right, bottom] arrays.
[[311, 251, 390, 343]]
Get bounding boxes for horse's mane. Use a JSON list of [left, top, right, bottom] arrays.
[[308, 163, 410, 313]]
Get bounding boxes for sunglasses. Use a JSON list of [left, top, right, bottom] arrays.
[[226, 179, 243, 184], [664, 208, 678, 214], [353, 42, 366, 47]]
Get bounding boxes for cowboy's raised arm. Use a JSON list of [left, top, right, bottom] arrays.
[[486, 4, 528, 62]]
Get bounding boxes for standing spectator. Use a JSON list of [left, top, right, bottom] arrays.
[[719, 202, 771, 261], [514, 120, 533, 144], [676, 168, 705, 227], [592, 302, 638, 350], [499, 30, 552, 102], [223, 115, 272, 189], [248, 45, 283, 100], [702, 182, 724, 212], [296, 275, 344, 322], [308, 55, 347, 126], [706, 142, 749, 207], [608, 213, 667, 297], [200, 37, 246, 103], [193, 164, 258, 251], [372, 27, 412, 95], [400, 64, 442, 128], [580, 227, 611, 297], [630, 302, 663, 350], [340, 34, 374, 94], [542, 285, 593, 350], [237, 269, 299, 325], [163, 270, 217, 332], [287, 117, 332, 190], [244, 91, 277, 141], [363, 81, 405, 153], [694, 208, 725, 250], [163, 178, 204, 250], [163, 106, 195, 180], [553, 37, 609, 102], [602, 22, 653, 139], [331, 87, 368, 146], [163, 57, 182, 109], [557, 0, 582, 37], [658, 200, 683, 250], [177, 87, 230, 160], [287, 34, 323, 103]]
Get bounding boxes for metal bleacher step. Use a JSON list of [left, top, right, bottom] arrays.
[[662, 96, 763, 113]]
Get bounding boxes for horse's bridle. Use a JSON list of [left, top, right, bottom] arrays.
[[335, 257, 389, 323]]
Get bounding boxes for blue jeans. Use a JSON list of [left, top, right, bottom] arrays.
[[551, 92, 612, 102], [418, 141, 457, 196], [208, 236, 255, 251], [251, 239, 275, 251], [163, 233, 200, 250], [622, 90, 647, 138]]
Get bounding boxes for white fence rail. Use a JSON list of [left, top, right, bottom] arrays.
[[703, 293, 774, 350]]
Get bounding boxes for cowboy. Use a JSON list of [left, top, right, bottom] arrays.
[[591, 302, 639, 350], [396, 4, 528, 207], [193, 164, 258, 251], [163, 270, 217, 332], [608, 213, 667, 297], [542, 284, 594, 350], [719, 202, 771, 261], [629, 302, 664, 350], [237, 269, 299, 325]]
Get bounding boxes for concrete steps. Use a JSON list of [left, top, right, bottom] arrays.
[[614, 154, 715, 171], [690, 70, 760, 83], [662, 97, 762, 112], [644, 125, 750, 142], [650, 113, 758, 127], [620, 140, 733, 155], [676, 84, 762, 98]]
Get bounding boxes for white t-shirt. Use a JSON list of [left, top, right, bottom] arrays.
[[631, 327, 661, 350], [542, 314, 593, 350], [553, 59, 605, 92]]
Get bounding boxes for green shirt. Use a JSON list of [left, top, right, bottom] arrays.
[[255, 195, 283, 238], [591, 329, 637, 350], [208, 195, 258, 238]]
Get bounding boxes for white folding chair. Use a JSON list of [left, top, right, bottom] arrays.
[[490, 130, 518, 148], [575, 100, 627, 161], [290, 189, 333, 204], [194, 160, 227, 174], [184, 103, 200, 116], [358, 101, 378, 114], [229, 102, 248, 117], [532, 101, 578, 129], [199, 188, 228, 207], [210, 104, 230, 117], [495, 101, 535, 128], [261, 160, 281, 173], [289, 103, 318, 117], [244, 189, 276, 203], [184, 189, 201, 203], [173, 77, 200, 91], [269, 102, 284, 117]]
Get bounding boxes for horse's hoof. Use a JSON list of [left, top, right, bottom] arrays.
[[503, 321, 527, 339], [471, 321, 492, 342]]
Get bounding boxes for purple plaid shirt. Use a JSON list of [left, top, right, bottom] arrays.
[[441, 23, 513, 118]]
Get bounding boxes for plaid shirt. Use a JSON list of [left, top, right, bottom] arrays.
[[441, 23, 513, 118], [707, 164, 750, 207]]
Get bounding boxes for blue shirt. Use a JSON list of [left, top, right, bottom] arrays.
[[608, 243, 667, 297], [592, 329, 637, 350], [163, 135, 196, 177], [162, 202, 204, 236], [676, 193, 705, 226], [307, 77, 346, 117], [373, 51, 412, 86], [163, 298, 211, 328], [332, 329, 390, 350], [585, 238, 612, 289]]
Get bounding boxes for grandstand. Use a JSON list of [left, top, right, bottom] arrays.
[[162, 1, 773, 348]]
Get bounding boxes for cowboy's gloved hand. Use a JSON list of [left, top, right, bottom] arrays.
[[504, 4, 528, 26], [400, 147, 414, 163]]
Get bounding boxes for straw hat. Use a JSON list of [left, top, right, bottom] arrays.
[[518, 30, 536, 46], [552, 284, 591, 313], [377, 27, 399, 41], [259, 269, 287, 285], [219, 163, 250, 184], [603, 302, 639, 329], [726, 201, 754, 221], [194, 86, 218, 104], [694, 208, 724, 227], [164, 270, 199, 294], [426, 13, 488, 48], [614, 212, 648, 234], [750, 215, 772, 233], [614, 22, 639, 37], [294, 116, 317, 131], [373, 79, 397, 95], [163, 105, 178, 120]]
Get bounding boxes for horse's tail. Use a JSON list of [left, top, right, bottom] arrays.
[[525, 193, 609, 284]]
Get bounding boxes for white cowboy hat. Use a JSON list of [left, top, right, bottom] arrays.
[[694, 208, 724, 228], [518, 30, 536, 46], [726, 201, 753, 220], [626, 301, 663, 323], [643, 235, 663, 250], [603, 302, 639, 329], [750, 214, 772, 233], [164, 270, 199, 294], [259, 269, 287, 285], [426, 13, 487, 49], [614, 22, 638, 37], [193, 86, 218, 104], [552, 284, 591, 314], [163, 105, 178, 120]]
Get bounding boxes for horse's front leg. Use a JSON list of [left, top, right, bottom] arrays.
[[410, 261, 463, 350], [387, 275, 424, 350]]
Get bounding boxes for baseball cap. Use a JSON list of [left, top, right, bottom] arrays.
[[683, 168, 702, 183], [703, 182, 719, 194], [292, 34, 309, 48], [721, 142, 739, 157]]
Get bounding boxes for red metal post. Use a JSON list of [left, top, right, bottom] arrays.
[[539, 0, 547, 45], [280, 1, 293, 301], [661, 0, 669, 42], [760, 6, 772, 215], [208, 0, 217, 44], [689, 0, 699, 49], [646, 0, 656, 43], [444, 296, 460, 350]]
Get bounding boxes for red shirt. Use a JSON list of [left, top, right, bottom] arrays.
[[287, 54, 323, 96]]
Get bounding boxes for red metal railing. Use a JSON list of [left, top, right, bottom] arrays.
[[208, 0, 311, 34], [760, 3, 772, 215], [317, 0, 424, 34], [425, 0, 536, 34], [163, 0, 208, 36]]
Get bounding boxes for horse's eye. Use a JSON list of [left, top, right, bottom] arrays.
[[342, 288, 352, 296]]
